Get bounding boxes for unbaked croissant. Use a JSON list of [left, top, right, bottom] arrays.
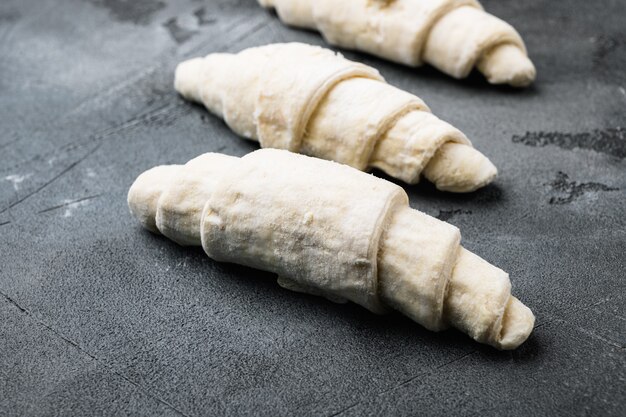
[[128, 149, 535, 349], [258, 0, 536, 87], [175, 43, 497, 192]]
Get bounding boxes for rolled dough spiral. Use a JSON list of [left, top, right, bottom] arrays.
[[128, 149, 535, 349], [258, 0, 536, 86], [176, 43, 497, 192]]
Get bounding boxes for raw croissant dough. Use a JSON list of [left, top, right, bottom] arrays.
[[176, 43, 497, 192], [258, 0, 536, 87], [128, 149, 535, 349]]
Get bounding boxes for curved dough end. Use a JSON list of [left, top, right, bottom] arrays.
[[423, 142, 498, 193], [128, 165, 180, 234], [494, 296, 535, 350], [477, 43, 536, 88]]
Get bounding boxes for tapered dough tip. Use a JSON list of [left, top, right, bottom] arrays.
[[174, 58, 207, 101], [128, 165, 181, 234], [477, 43, 536, 88], [175, 53, 234, 103], [494, 296, 536, 350], [445, 248, 535, 349], [423, 143, 498, 193]]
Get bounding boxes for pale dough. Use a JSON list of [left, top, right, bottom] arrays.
[[258, 0, 536, 87], [175, 43, 497, 192], [128, 149, 535, 349]]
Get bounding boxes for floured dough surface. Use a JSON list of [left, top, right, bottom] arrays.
[[259, 0, 536, 86], [129, 149, 534, 349], [175, 43, 498, 192], [201, 149, 407, 313]]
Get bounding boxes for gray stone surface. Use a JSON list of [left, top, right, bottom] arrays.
[[0, 0, 624, 415]]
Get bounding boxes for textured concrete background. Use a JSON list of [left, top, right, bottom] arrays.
[[1, 0, 624, 415]]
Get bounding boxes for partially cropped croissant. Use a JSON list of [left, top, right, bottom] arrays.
[[176, 43, 497, 193], [128, 149, 535, 349], [258, 0, 536, 87]]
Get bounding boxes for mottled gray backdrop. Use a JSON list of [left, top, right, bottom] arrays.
[[0, 0, 624, 416]]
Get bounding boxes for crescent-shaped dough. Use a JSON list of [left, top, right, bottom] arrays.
[[175, 43, 497, 192], [259, 0, 536, 87], [128, 149, 535, 349]]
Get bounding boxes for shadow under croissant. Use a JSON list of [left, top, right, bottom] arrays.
[[187, 107, 505, 196], [329, 46, 542, 97], [141, 229, 537, 354], [371, 168, 505, 205], [182, 97, 508, 198]]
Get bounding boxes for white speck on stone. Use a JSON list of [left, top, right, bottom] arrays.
[[619, 87, 626, 98], [86, 168, 97, 178], [4, 174, 32, 191]]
